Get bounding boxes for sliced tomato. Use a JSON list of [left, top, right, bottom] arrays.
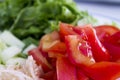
[[47, 52, 65, 69], [47, 41, 66, 53], [73, 26, 87, 40], [104, 31, 120, 46], [41, 70, 57, 80], [103, 43, 120, 61], [39, 31, 60, 57], [28, 48, 52, 72], [103, 31, 120, 61], [84, 62, 120, 80], [65, 35, 95, 67], [79, 40, 93, 59], [82, 25, 110, 62], [94, 25, 119, 42], [56, 57, 77, 80], [39, 31, 60, 53], [77, 68, 89, 80], [59, 23, 77, 40], [59, 22, 77, 36], [48, 52, 65, 58]]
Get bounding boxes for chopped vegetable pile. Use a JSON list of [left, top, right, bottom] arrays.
[[0, 0, 95, 46], [0, 30, 27, 65], [29, 23, 120, 80], [0, 0, 120, 80]]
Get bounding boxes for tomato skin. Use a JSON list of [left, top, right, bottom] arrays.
[[84, 62, 120, 80], [104, 31, 120, 46], [103, 31, 120, 61], [65, 35, 95, 67], [56, 57, 77, 80], [82, 25, 110, 62], [41, 70, 57, 80], [94, 25, 119, 42], [39, 33, 66, 59], [28, 48, 52, 72], [77, 68, 89, 80], [47, 41, 66, 54], [94, 25, 120, 61], [73, 26, 88, 40], [39, 31, 60, 53], [59, 23, 77, 35], [38, 31, 60, 58], [103, 42, 120, 61], [59, 23, 77, 41]]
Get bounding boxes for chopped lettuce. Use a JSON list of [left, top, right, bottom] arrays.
[[0, 0, 91, 46]]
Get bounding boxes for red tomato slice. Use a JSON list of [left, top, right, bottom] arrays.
[[41, 70, 57, 80], [59, 23, 77, 40], [84, 62, 120, 80], [39, 31, 60, 53], [77, 68, 89, 80], [47, 40, 66, 53], [73, 26, 88, 40], [82, 25, 110, 62], [79, 40, 93, 59], [65, 35, 95, 67], [103, 31, 120, 61], [56, 57, 77, 80], [48, 52, 65, 59], [94, 25, 119, 42], [72, 26, 95, 59], [104, 31, 120, 46], [103, 43, 120, 61], [39, 31, 60, 57], [28, 48, 52, 72]]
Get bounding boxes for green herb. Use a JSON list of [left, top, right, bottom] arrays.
[[0, 0, 92, 46]]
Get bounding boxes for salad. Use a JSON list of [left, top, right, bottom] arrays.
[[0, 0, 120, 80]]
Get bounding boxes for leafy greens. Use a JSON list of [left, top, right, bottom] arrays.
[[0, 0, 91, 46]]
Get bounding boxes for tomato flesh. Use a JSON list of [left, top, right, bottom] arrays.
[[95, 25, 119, 42], [82, 25, 110, 62], [56, 57, 77, 80], [65, 35, 95, 67], [103, 31, 120, 61], [28, 48, 52, 72], [84, 62, 120, 80]]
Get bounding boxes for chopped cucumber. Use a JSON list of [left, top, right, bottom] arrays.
[[1, 46, 22, 63], [0, 30, 25, 49]]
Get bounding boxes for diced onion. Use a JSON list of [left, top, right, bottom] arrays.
[[0, 30, 25, 49]]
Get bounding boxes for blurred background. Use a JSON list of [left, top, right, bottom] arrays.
[[75, 0, 120, 4], [74, 0, 120, 19]]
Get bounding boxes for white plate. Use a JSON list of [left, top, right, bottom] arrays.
[[77, 3, 120, 28], [90, 12, 120, 27]]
